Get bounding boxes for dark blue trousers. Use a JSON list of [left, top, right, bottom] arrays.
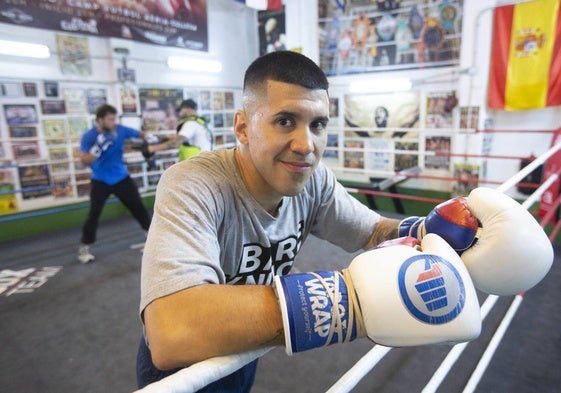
[[136, 337, 258, 392]]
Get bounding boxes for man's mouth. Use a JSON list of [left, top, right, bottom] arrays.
[[281, 160, 313, 173]]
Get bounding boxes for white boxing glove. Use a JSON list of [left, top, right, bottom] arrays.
[[461, 187, 553, 296], [274, 235, 481, 354]]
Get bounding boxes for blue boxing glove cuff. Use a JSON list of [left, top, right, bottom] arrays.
[[274, 271, 362, 355], [398, 216, 425, 239]]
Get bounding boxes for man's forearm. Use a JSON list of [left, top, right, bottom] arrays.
[[144, 283, 284, 370], [80, 152, 96, 166], [363, 217, 400, 249]]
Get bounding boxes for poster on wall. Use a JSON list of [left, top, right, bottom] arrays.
[[68, 117, 90, 140], [23, 82, 37, 97], [120, 86, 138, 114], [12, 142, 40, 160], [365, 138, 392, 172], [48, 147, 70, 174], [425, 92, 455, 129], [0, 169, 17, 214], [344, 140, 365, 169], [56, 34, 92, 76], [42, 119, 67, 145], [0, 82, 20, 97], [3, 104, 38, 125], [318, 0, 463, 76], [86, 88, 108, 114], [63, 88, 87, 114], [139, 88, 183, 132], [40, 100, 66, 115], [459, 106, 480, 129], [258, 8, 286, 56], [52, 176, 73, 198], [344, 92, 420, 138], [425, 136, 451, 170], [0, 1, 208, 51], [18, 164, 51, 200], [9, 126, 37, 139], [452, 163, 479, 197], [395, 141, 419, 172]]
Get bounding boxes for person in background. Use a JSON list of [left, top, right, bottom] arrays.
[[175, 99, 213, 161], [77, 104, 175, 264]]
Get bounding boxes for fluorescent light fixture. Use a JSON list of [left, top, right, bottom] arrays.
[[349, 78, 412, 94], [0, 39, 50, 59], [167, 56, 222, 73]]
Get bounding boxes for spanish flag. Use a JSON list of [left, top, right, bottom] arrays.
[[488, 0, 561, 110]]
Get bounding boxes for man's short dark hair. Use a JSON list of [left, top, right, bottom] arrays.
[[243, 51, 329, 93], [96, 104, 117, 119], [178, 99, 198, 111]]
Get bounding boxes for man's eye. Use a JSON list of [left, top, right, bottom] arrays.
[[311, 121, 327, 132], [278, 118, 294, 127]]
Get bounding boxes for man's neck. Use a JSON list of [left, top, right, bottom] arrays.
[[234, 148, 282, 216]]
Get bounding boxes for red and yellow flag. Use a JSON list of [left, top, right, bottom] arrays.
[[488, 0, 561, 110]]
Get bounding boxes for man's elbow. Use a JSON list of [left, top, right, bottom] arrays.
[[145, 310, 205, 370]]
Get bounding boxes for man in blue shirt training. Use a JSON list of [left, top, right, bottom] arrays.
[[78, 104, 173, 263]]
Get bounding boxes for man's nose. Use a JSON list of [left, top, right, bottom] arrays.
[[291, 126, 314, 155]]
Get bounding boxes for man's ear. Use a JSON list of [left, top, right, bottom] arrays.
[[233, 110, 249, 145]]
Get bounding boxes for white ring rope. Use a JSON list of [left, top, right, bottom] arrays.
[[135, 143, 559, 393]]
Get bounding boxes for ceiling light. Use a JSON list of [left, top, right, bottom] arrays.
[[167, 56, 222, 73], [0, 39, 50, 59], [349, 78, 412, 94]]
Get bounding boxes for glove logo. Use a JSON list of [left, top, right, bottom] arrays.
[[398, 255, 465, 324]]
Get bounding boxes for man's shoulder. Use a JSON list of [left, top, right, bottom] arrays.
[[164, 150, 236, 184]]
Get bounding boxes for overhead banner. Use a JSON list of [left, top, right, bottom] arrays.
[[488, 0, 561, 110], [0, 0, 208, 51]]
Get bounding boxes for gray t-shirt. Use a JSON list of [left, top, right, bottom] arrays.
[[140, 149, 380, 314]]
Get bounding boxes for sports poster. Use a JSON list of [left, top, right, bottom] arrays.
[[459, 107, 480, 129], [18, 164, 51, 200], [452, 163, 479, 197], [12, 142, 40, 160], [9, 126, 37, 139], [425, 91, 455, 129], [120, 86, 138, 114], [86, 88, 108, 114], [318, 0, 463, 76], [364, 138, 392, 172], [52, 176, 73, 198], [139, 88, 183, 132], [67, 117, 90, 140], [42, 119, 67, 145], [56, 34, 92, 76], [394, 141, 419, 172], [3, 104, 38, 125], [425, 136, 451, 170], [344, 92, 420, 139], [258, 8, 286, 56], [0, 169, 17, 214], [343, 140, 365, 169], [48, 147, 70, 174], [0, 1, 208, 51], [63, 88, 87, 114]]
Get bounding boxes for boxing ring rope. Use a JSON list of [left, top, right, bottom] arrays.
[[136, 142, 561, 393]]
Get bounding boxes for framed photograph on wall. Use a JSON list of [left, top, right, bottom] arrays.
[[40, 100, 67, 115], [44, 81, 59, 97], [12, 142, 41, 160], [9, 126, 37, 139], [23, 82, 38, 97], [42, 119, 67, 145], [3, 104, 38, 125], [86, 88, 107, 114], [0, 82, 20, 97], [18, 164, 51, 200]]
